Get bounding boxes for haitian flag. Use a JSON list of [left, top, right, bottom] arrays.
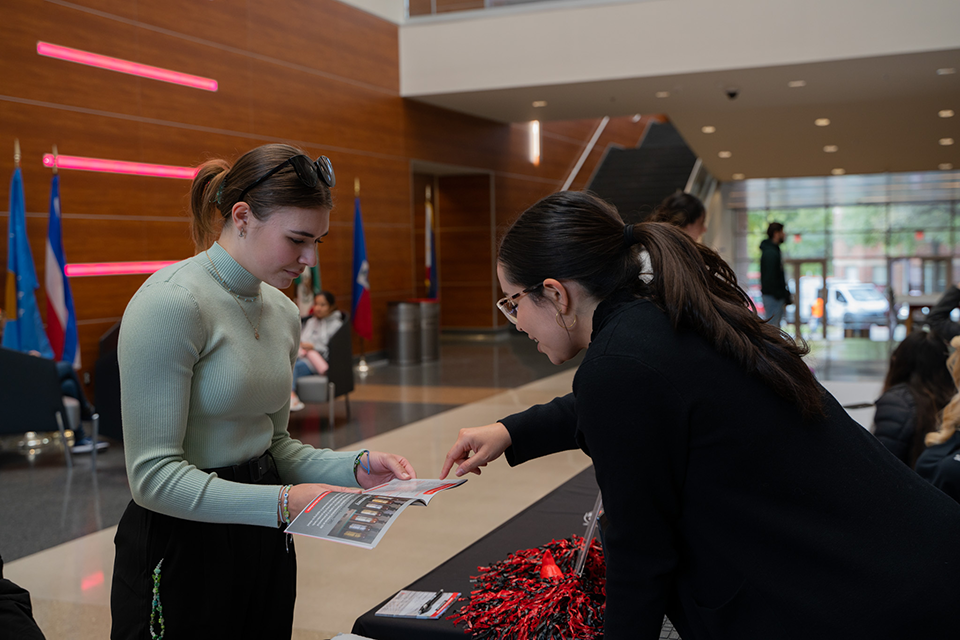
[[45, 174, 80, 366], [3, 167, 54, 357], [351, 195, 372, 340], [425, 188, 438, 299]]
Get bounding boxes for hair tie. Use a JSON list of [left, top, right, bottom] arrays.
[[623, 224, 637, 247]]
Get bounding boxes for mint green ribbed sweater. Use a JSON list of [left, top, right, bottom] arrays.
[[119, 242, 358, 528]]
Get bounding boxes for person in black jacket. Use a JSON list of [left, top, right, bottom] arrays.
[[872, 330, 954, 467], [927, 283, 960, 342], [759, 222, 790, 326], [439, 191, 960, 640]]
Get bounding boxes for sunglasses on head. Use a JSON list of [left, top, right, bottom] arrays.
[[235, 154, 336, 206]]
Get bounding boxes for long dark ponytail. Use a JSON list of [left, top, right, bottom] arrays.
[[498, 191, 824, 418]]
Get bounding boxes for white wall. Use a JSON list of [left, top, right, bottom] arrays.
[[336, 0, 406, 23], [400, 0, 960, 96]]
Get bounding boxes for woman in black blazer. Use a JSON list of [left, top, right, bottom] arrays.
[[440, 191, 960, 640]]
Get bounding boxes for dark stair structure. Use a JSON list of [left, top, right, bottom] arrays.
[[585, 120, 700, 224]]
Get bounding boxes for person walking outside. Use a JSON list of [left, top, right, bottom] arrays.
[[760, 222, 790, 327]]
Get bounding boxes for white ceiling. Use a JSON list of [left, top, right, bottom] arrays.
[[408, 48, 960, 181]]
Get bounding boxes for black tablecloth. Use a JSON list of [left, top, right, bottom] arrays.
[[352, 467, 600, 640]]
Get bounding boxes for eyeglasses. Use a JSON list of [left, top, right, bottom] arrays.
[[236, 155, 336, 205], [496, 283, 544, 324]]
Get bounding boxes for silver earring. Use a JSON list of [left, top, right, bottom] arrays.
[[239, 228, 246, 238]]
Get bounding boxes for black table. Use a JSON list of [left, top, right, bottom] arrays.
[[352, 467, 601, 640]]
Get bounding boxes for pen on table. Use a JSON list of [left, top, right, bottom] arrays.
[[419, 590, 444, 614]]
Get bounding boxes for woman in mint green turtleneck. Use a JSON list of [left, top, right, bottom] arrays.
[[110, 144, 416, 639]]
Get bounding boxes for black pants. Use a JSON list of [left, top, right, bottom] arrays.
[[110, 457, 296, 639]]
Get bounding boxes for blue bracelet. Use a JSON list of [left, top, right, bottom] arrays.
[[354, 449, 371, 476]]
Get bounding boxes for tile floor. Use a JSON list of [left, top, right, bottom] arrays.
[[0, 333, 888, 639]]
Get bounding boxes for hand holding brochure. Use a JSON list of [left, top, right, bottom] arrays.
[[285, 478, 466, 549]]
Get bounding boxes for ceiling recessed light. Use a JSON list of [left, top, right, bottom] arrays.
[[823, 145, 839, 153], [815, 118, 831, 127], [631, 113, 642, 122], [788, 80, 806, 88], [831, 168, 845, 176], [940, 163, 954, 171], [940, 138, 955, 146], [939, 109, 955, 118], [701, 125, 716, 134], [532, 100, 547, 108], [937, 68, 956, 76], [655, 91, 670, 98], [732, 173, 745, 180], [718, 151, 732, 158]]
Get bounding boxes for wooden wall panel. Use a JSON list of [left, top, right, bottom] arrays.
[[437, 175, 494, 329], [0, 0, 651, 396]]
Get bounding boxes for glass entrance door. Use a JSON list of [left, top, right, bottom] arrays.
[[785, 260, 827, 341]]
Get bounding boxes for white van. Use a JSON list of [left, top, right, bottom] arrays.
[[794, 277, 889, 330]]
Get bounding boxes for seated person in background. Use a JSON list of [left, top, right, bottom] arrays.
[[290, 291, 344, 411], [916, 335, 960, 503], [872, 330, 954, 467], [928, 282, 960, 342], [649, 192, 707, 242]]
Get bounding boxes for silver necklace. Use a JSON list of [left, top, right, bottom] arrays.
[[205, 251, 263, 339]]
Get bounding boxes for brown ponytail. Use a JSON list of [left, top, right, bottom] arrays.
[[632, 221, 824, 418], [190, 159, 230, 251], [499, 191, 825, 418]]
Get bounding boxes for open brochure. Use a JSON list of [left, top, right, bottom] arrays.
[[285, 478, 466, 549]]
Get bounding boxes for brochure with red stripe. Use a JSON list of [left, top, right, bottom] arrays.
[[286, 478, 466, 549]]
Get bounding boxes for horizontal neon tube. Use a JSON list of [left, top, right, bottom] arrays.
[[37, 41, 218, 91], [43, 154, 198, 179], [66, 261, 179, 277]]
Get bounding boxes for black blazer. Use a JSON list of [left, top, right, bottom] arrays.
[[502, 295, 960, 640]]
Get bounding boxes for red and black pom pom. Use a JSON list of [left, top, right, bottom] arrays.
[[449, 535, 605, 639]]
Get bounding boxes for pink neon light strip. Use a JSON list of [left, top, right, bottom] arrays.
[[37, 42, 218, 91], [65, 261, 179, 277], [43, 154, 198, 179]]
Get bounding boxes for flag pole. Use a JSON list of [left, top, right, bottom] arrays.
[[14, 138, 21, 167], [355, 177, 370, 377], [51, 144, 58, 175]]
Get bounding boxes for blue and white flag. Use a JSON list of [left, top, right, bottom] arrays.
[[3, 167, 53, 357]]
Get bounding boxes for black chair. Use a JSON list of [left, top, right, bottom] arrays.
[[94, 321, 123, 442], [296, 313, 355, 426], [0, 347, 85, 467]]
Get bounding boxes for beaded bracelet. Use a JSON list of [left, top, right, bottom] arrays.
[[277, 484, 293, 527], [282, 485, 292, 524], [353, 449, 371, 479]]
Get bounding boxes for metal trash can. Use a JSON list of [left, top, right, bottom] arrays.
[[387, 301, 420, 365], [414, 299, 440, 362]]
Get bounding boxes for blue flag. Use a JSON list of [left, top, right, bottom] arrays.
[[351, 196, 372, 340], [3, 168, 54, 357]]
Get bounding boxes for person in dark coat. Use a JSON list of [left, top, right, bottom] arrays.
[[439, 191, 960, 640], [872, 330, 954, 467], [927, 283, 960, 342], [759, 222, 790, 326], [0, 555, 46, 640], [917, 335, 960, 502]]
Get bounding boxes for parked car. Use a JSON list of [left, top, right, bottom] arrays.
[[794, 277, 889, 330]]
